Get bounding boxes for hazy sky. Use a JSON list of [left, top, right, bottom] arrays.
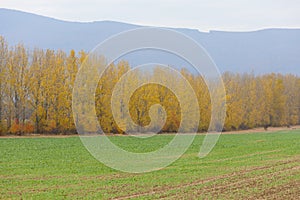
[[1, 0, 300, 31]]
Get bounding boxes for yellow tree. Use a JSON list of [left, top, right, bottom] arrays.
[[96, 61, 117, 133], [40, 49, 56, 132], [0, 36, 8, 133], [193, 75, 211, 132], [65, 49, 78, 132], [223, 73, 245, 130], [283, 75, 299, 126], [48, 50, 68, 133], [271, 75, 287, 126], [28, 48, 46, 133], [6, 43, 29, 134]]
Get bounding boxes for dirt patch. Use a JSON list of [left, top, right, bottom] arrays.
[[115, 157, 300, 199], [221, 125, 300, 135], [251, 180, 300, 200], [0, 125, 299, 138], [188, 166, 300, 199], [0, 134, 78, 138]]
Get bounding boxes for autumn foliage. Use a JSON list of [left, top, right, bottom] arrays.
[[0, 36, 299, 134]]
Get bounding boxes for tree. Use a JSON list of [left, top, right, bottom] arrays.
[[0, 36, 8, 134], [6, 43, 29, 134]]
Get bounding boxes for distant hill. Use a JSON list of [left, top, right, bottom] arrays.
[[1, 8, 300, 74]]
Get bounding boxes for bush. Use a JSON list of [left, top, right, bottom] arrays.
[[9, 121, 34, 135], [0, 123, 6, 136]]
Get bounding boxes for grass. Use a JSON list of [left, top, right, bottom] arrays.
[[0, 130, 299, 199]]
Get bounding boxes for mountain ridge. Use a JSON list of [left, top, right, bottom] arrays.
[[1, 8, 300, 74]]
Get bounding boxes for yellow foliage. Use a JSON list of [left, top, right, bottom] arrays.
[[0, 35, 299, 134]]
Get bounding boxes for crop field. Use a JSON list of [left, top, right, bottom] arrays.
[[0, 130, 299, 199]]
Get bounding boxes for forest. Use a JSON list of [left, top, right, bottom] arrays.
[[0, 35, 299, 135]]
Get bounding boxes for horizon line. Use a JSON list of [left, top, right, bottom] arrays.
[[1, 7, 300, 33]]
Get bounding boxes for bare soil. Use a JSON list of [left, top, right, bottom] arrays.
[[0, 125, 299, 138], [115, 157, 300, 199]]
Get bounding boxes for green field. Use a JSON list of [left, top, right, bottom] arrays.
[[0, 130, 299, 199]]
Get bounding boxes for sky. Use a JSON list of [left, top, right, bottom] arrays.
[[1, 0, 300, 32]]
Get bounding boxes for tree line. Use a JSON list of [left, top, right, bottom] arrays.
[[0, 36, 299, 135]]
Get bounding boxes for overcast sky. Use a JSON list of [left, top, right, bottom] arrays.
[[1, 0, 300, 32]]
